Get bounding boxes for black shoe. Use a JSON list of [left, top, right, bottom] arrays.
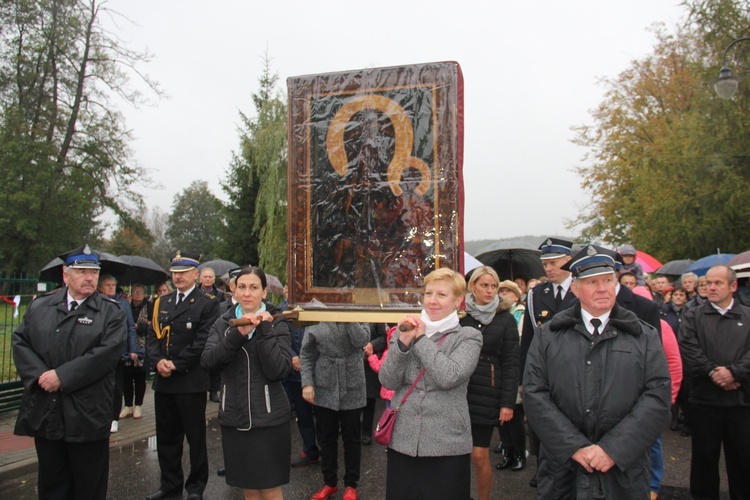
[[669, 419, 680, 431], [495, 447, 513, 470], [680, 426, 692, 437], [493, 443, 504, 454], [209, 391, 220, 403], [145, 489, 181, 500], [529, 476, 538, 488], [362, 435, 372, 446], [217, 467, 226, 476], [186, 494, 202, 500], [510, 451, 526, 471]]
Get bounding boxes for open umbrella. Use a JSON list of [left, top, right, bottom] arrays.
[[117, 255, 170, 285], [476, 248, 544, 281], [265, 274, 285, 295], [463, 252, 483, 274], [198, 259, 239, 278], [728, 250, 750, 270], [39, 252, 130, 283], [218, 266, 285, 295], [685, 253, 737, 277], [635, 251, 662, 274], [654, 259, 694, 277]]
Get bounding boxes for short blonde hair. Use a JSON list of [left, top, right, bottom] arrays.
[[424, 268, 466, 298], [468, 266, 500, 289]]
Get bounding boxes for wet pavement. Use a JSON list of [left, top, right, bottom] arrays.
[[0, 391, 729, 499]]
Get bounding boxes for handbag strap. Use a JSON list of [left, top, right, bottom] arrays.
[[399, 333, 449, 406]]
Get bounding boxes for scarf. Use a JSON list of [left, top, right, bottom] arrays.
[[234, 302, 267, 339], [421, 309, 460, 338], [465, 293, 499, 325]]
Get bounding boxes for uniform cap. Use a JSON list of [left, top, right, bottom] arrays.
[[538, 237, 574, 260], [562, 244, 618, 279], [58, 244, 101, 269], [170, 251, 201, 272]]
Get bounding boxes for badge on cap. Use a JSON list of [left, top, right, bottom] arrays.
[[83, 245, 92, 255], [587, 245, 597, 256]]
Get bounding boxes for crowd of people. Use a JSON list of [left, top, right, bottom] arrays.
[[11, 241, 750, 499]]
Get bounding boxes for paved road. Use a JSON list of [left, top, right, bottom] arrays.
[[0, 398, 728, 499]]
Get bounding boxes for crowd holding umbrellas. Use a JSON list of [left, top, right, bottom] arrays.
[[37, 251, 288, 295], [468, 242, 750, 285]]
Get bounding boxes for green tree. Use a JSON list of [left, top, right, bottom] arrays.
[[220, 56, 287, 280], [166, 180, 224, 259], [0, 0, 159, 273], [103, 213, 155, 257], [571, 0, 750, 261]]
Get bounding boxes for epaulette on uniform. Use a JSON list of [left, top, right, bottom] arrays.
[[101, 295, 120, 305]]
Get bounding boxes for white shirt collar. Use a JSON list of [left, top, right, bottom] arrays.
[[580, 308, 612, 335], [710, 299, 734, 315], [66, 292, 87, 310], [553, 274, 573, 295], [177, 285, 196, 299]]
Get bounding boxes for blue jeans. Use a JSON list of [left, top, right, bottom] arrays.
[[649, 435, 663, 494]]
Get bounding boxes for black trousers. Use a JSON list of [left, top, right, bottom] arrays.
[[154, 391, 209, 494], [35, 437, 109, 500], [690, 404, 750, 500], [284, 380, 320, 457], [122, 369, 147, 406], [112, 362, 123, 420], [499, 402, 526, 453], [315, 405, 362, 488], [362, 397, 377, 437]]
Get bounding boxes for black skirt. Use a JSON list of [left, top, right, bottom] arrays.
[[385, 449, 470, 499], [221, 423, 291, 490]]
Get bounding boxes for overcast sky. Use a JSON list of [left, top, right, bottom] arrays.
[[105, 0, 686, 242]]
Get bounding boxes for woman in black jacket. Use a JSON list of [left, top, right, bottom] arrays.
[[201, 267, 293, 499], [460, 266, 519, 500]]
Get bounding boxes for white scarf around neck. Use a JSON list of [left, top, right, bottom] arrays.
[[421, 309, 460, 338]]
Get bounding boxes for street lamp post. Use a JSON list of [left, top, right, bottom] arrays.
[[712, 37, 750, 99]]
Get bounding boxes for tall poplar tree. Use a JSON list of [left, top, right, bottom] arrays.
[[220, 56, 287, 280]]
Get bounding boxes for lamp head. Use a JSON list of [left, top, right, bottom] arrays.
[[713, 65, 742, 99]]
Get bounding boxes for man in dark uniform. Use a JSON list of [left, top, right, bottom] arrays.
[[517, 238, 577, 486], [13, 245, 127, 500], [146, 252, 220, 500], [524, 244, 670, 499], [520, 238, 578, 373]]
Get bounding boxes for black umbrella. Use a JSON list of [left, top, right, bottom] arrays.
[[654, 259, 695, 277], [117, 255, 170, 285], [199, 259, 239, 278], [39, 252, 130, 283], [476, 248, 545, 281]]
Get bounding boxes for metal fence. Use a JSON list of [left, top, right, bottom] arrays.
[[0, 273, 44, 413]]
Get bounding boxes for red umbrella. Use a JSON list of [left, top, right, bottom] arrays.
[[635, 251, 662, 274]]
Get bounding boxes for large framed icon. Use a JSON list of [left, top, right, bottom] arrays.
[[287, 61, 464, 310]]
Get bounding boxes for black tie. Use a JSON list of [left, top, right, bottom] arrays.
[[69, 301, 78, 312], [591, 318, 602, 337], [555, 285, 563, 307], [177, 293, 185, 305]]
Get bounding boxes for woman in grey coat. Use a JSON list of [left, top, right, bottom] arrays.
[[379, 268, 482, 500], [301, 321, 370, 500]]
